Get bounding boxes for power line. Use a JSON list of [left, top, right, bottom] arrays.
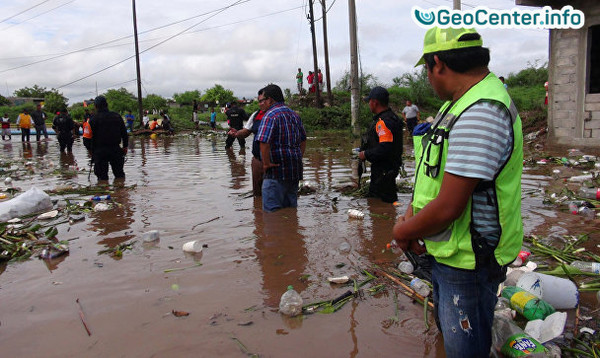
[[0, 0, 51, 24], [56, 0, 247, 89], [0, 0, 76, 31]]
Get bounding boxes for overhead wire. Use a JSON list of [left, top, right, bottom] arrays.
[[56, 0, 247, 89], [0, 0, 51, 24], [0, 0, 76, 31]]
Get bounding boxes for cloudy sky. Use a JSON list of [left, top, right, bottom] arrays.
[[0, 0, 550, 104]]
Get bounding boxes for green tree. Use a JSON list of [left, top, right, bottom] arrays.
[[103, 88, 136, 113], [143, 94, 167, 113], [392, 67, 440, 108], [506, 61, 548, 87], [44, 90, 68, 114], [200, 84, 236, 106], [0, 94, 9, 106], [334, 70, 379, 95], [173, 90, 200, 106], [13, 84, 51, 98]]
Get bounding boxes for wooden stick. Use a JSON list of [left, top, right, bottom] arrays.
[[76, 298, 92, 336], [377, 270, 434, 308]]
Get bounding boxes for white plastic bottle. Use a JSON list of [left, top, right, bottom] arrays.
[[409, 277, 431, 297], [279, 285, 303, 317], [570, 260, 600, 274], [398, 261, 414, 274], [347, 209, 365, 219]]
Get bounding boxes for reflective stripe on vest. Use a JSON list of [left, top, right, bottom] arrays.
[[412, 73, 524, 269]]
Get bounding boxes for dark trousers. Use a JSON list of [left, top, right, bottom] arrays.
[[93, 147, 125, 181], [21, 128, 30, 142], [35, 124, 48, 141], [83, 138, 92, 152], [225, 134, 245, 149], [58, 133, 73, 152], [368, 168, 399, 203]]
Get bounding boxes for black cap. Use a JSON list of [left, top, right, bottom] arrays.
[[364, 86, 389, 103], [94, 95, 107, 107]]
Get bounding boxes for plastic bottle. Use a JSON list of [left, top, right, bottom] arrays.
[[398, 261, 414, 274], [491, 311, 547, 357], [580, 206, 596, 219], [570, 260, 600, 274], [347, 209, 365, 219], [579, 187, 600, 200], [501, 286, 556, 321], [510, 250, 531, 267], [279, 285, 303, 317], [387, 239, 402, 254], [410, 277, 431, 297], [91, 194, 111, 201], [568, 202, 578, 214]]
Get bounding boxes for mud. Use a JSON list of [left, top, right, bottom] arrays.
[[0, 131, 598, 357]]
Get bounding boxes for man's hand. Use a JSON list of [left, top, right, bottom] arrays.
[[227, 128, 237, 137], [122, 147, 128, 155], [262, 162, 279, 173], [358, 151, 366, 161]]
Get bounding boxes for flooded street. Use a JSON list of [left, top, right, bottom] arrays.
[[1, 131, 599, 357]]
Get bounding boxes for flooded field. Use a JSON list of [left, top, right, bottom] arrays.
[[0, 131, 599, 357]]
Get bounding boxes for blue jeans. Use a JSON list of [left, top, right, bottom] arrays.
[[262, 178, 298, 212], [431, 258, 500, 358]]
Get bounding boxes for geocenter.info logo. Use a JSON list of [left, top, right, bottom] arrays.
[[412, 5, 584, 29]]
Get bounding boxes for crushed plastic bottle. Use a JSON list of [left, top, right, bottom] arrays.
[[492, 311, 547, 357], [410, 277, 431, 297], [398, 261, 414, 274], [279, 285, 303, 317], [570, 260, 600, 274]]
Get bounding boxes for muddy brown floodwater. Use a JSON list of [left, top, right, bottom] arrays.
[[0, 131, 599, 357]]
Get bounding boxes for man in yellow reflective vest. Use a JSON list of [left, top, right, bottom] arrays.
[[392, 27, 523, 357]]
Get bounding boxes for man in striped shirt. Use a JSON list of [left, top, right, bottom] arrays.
[[256, 84, 307, 212]]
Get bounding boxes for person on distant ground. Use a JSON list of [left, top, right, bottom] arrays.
[[296, 68, 303, 94], [142, 111, 150, 129], [307, 71, 315, 93], [317, 69, 323, 93], [544, 81, 549, 105], [358, 86, 403, 203], [149, 117, 159, 131], [224, 102, 248, 151], [210, 108, 217, 130], [52, 109, 75, 153], [401, 100, 421, 136], [1, 113, 11, 140], [227, 98, 269, 196], [499, 76, 508, 90], [393, 27, 524, 358], [82, 114, 93, 152], [31, 104, 49, 141], [16, 109, 33, 142], [160, 111, 174, 134], [256, 84, 306, 212], [125, 110, 135, 132], [89, 96, 128, 181]]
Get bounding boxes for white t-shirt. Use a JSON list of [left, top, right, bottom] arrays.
[[402, 104, 419, 118]]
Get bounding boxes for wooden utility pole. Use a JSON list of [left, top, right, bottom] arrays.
[[320, 0, 333, 104], [308, 0, 321, 107], [348, 0, 360, 136], [453, 0, 461, 10], [132, 0, 144, 128]]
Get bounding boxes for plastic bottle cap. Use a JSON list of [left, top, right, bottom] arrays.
[[287, 285, 293, 290]]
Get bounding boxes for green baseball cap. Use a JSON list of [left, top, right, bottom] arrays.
[[415, 27, 483, 67]]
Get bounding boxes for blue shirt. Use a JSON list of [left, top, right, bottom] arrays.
[[210, 112, 216, 122], [256, 102, 306, 181]]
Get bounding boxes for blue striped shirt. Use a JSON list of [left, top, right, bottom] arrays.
[[256, 102, 307, 181], [445, 101, 513, 244]]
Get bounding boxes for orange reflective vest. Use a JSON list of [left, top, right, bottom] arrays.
[[82, 121, 92, 139]]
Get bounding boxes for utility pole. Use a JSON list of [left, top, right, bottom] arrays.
[[308, 0, 321, 107], [132, 0, 144, 128], [320, 0, 333, 105], [348, 0, 360, 136], [453, 0, 461, 10]]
